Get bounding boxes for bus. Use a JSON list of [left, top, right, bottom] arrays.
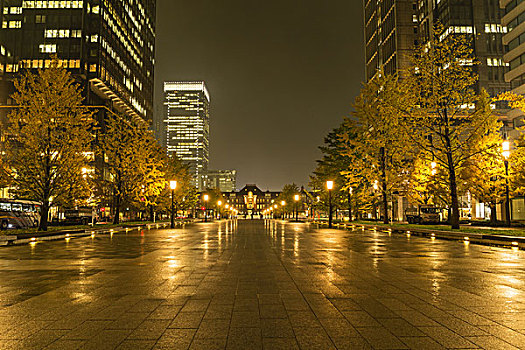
[[0, 199, 40, 230]]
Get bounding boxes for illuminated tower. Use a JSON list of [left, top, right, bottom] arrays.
[[164, 81, 210, 190], [363, 0, 415, 81]]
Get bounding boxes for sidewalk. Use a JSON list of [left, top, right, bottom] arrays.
[[316, 221, 525, 250], [0, 220, 194, 246]]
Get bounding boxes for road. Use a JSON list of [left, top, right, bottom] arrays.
[[0, 220, 524, 349]]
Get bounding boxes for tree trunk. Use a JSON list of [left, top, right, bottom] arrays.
[[490, 204, 497, 225], [443, 109, 460, 230], [39, 199, 50, 231], [113, 191, 121, 225], [348, 190, 352, 222], [149, 205, 154, 222], [380, 147, 389, 224]]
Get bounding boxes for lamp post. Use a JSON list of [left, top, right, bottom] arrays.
[[503, 140, 511, 227], [217, 200, 222, 219], [203, 194, 209, 222], [294, 194, 300, 221], [170, 180, 177, 229], [327, 180, 334, 228], [281, 200, 286, 219]]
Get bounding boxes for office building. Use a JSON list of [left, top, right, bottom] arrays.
[[502, 0, 525, 94], [363, 0, 415, 81], [205, 170, 237, 193], [501, 0, 525, 139], [0, 0, 156, 122], [164, 81, 210, 190], [416, 0, 509, 98]]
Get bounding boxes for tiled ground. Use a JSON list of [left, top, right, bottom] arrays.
[[0, 220, 525, 349]]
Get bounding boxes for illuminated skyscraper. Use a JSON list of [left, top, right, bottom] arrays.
[[0, 0, 156, 122], [417, 0, 509, 99], [164, 81, 210, 190], [363, 0, 415, 81]]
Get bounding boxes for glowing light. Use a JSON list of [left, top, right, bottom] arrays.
[[170, 180, 177, 190], [502, 140, 511, 159], [326, 180, 334, 190]]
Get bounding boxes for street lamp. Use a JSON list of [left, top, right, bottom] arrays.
[[281, 200, 286, 219], [170, 180, 177, 229], [503, 140, 511, 227], [203, 194, 209, 222], [327, 180, 334, 228], [294, 194, 300, 221], [217, 200, 222, 219]]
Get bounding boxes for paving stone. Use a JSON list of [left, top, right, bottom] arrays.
[[226, 327, 262, 349], [117, 340, 156, 350], [357, 326, 408, 349], [127, 320, 170, 340], [169, 312, 205, 329], [260, 318, 294, 338], [189, 337, 227, 350], [419, 326, 478, 348], [262, 337, 299, 350], [154, 328, 196, 349]]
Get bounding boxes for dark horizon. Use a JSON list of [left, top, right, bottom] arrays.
[[155, 0, 364, 191]]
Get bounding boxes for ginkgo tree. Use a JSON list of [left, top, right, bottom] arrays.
[[343, 70, 413, 224], [97, 112, 165, 224], [404, 24, 502, 229], [4, 59, 93, 231]]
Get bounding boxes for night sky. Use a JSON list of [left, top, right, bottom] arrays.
[[154, 0, 364, 191]]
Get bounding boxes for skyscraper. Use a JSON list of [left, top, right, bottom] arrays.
[[502, 0, 525, 93], [416, 0, 509, 98], [0, 0, 156, 122], [363, 0, 415, 81], [164, 81, 210, 190]]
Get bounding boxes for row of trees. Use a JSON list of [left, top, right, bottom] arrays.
[[311, 24, 525, 229], [1, 60, 197, 231]]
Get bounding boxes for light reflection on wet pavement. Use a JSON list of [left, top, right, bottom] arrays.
[[0, 220, 524, 349]]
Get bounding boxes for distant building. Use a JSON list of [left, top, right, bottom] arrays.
[[225, 184, 280, 217], [164, 81, 210, 190], [363, 0, 415, 81], [205, 170, 237, 193]]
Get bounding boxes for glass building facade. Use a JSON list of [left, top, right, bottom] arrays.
[[0, 0, 155, 122], [417, 0, 509, 98], [364, 0, 415, 81], [205, 169, 237, 193], [164, 81, 210, 191], [502, 0, 525, 94]]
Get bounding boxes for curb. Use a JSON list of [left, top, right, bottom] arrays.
[[314, 221, 525, 250], [0, 220, 194, 246]]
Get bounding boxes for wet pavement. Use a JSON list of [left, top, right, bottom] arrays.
[[0, 220, 525, 349]]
